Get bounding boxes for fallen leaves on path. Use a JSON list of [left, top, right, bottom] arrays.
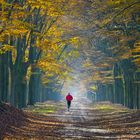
[[0, 100, 140, 139]]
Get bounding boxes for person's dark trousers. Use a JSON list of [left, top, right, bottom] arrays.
[[67, 101, 71, 111]]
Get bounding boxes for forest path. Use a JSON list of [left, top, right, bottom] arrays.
[[3, 97, 140, 140]]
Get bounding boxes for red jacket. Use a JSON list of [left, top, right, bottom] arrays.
[[66, 95, 73, 101]]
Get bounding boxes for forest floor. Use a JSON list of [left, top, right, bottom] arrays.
[[1, 97, 140, 140]]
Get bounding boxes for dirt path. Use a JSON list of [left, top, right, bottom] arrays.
[[3, 98, 140, 140], [55, 99, 111, 139]]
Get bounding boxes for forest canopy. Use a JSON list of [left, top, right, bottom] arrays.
[[0, 0, 140, 109]]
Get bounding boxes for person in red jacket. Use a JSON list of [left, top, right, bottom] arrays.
[[66, 93, 73, 111]]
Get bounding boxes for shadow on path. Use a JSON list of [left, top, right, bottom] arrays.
[[3, 97, 140, 140]]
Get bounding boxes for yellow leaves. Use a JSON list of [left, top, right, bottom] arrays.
[[12, 19, 28, 29], [0, 0, 11, 11], [5, 28, 28, 37], [134, 40, 140, 48], [1, 19, 30, 39], [0, 0, 5, 3], [12, 11, 25, 19], [37, 58, 66, 76], [101, 18, 112, 27], [46, 0, 67, 17], [0, 2, 30, 39], [83, 63, 92, 68], [132, 40, 140, 67], [107, 0, 123, 6], [69, 37, 79, 46], [0, 44, 17, 64], [26, 0, 42, 9], [92, 72, 114, 84], [1, 1, 25, 21], [0, 44, 15, 55], [108, 44, 132, 61], [48, 8, 63, 17], [0, 33, 5, 42], [95, 63, 112, 68], [27, 0, 65, 17], [23, 49, 29, 63], [36, 41, 71, 83], [119, 50, 131, 60], [82, 59, 93, 69], [35, 38, 61, 55], [47, 25, 62, 38], [90, 85, 97, 92]]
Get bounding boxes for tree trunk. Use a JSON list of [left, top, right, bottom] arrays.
[[28, 67, 41, 105], [0, 53, 9, 102], [121, 60, 136, 109], [10, 62, 28, 108], [113, 63, 124, 105]]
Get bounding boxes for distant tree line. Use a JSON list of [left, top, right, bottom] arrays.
[[81, 0, 140, 109]]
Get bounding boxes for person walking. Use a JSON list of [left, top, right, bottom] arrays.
[[66, 93, 73, 111]]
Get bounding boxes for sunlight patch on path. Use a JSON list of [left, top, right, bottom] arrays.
[[60, 126, 109, 133], [54, 97, 112, 139]]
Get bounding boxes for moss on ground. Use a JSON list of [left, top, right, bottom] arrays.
[[93, 103, 129, 112]]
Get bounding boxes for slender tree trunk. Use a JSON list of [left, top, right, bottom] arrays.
[[121, 60, 136, 109], [107, 84, 114, 102], [28, 67, 41, 105], [134, 72, 140, 109], [0, 53, 9, 102], [113, 63, 124, 105]]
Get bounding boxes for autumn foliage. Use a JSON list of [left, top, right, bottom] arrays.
[[0, 0, 140, 109]]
